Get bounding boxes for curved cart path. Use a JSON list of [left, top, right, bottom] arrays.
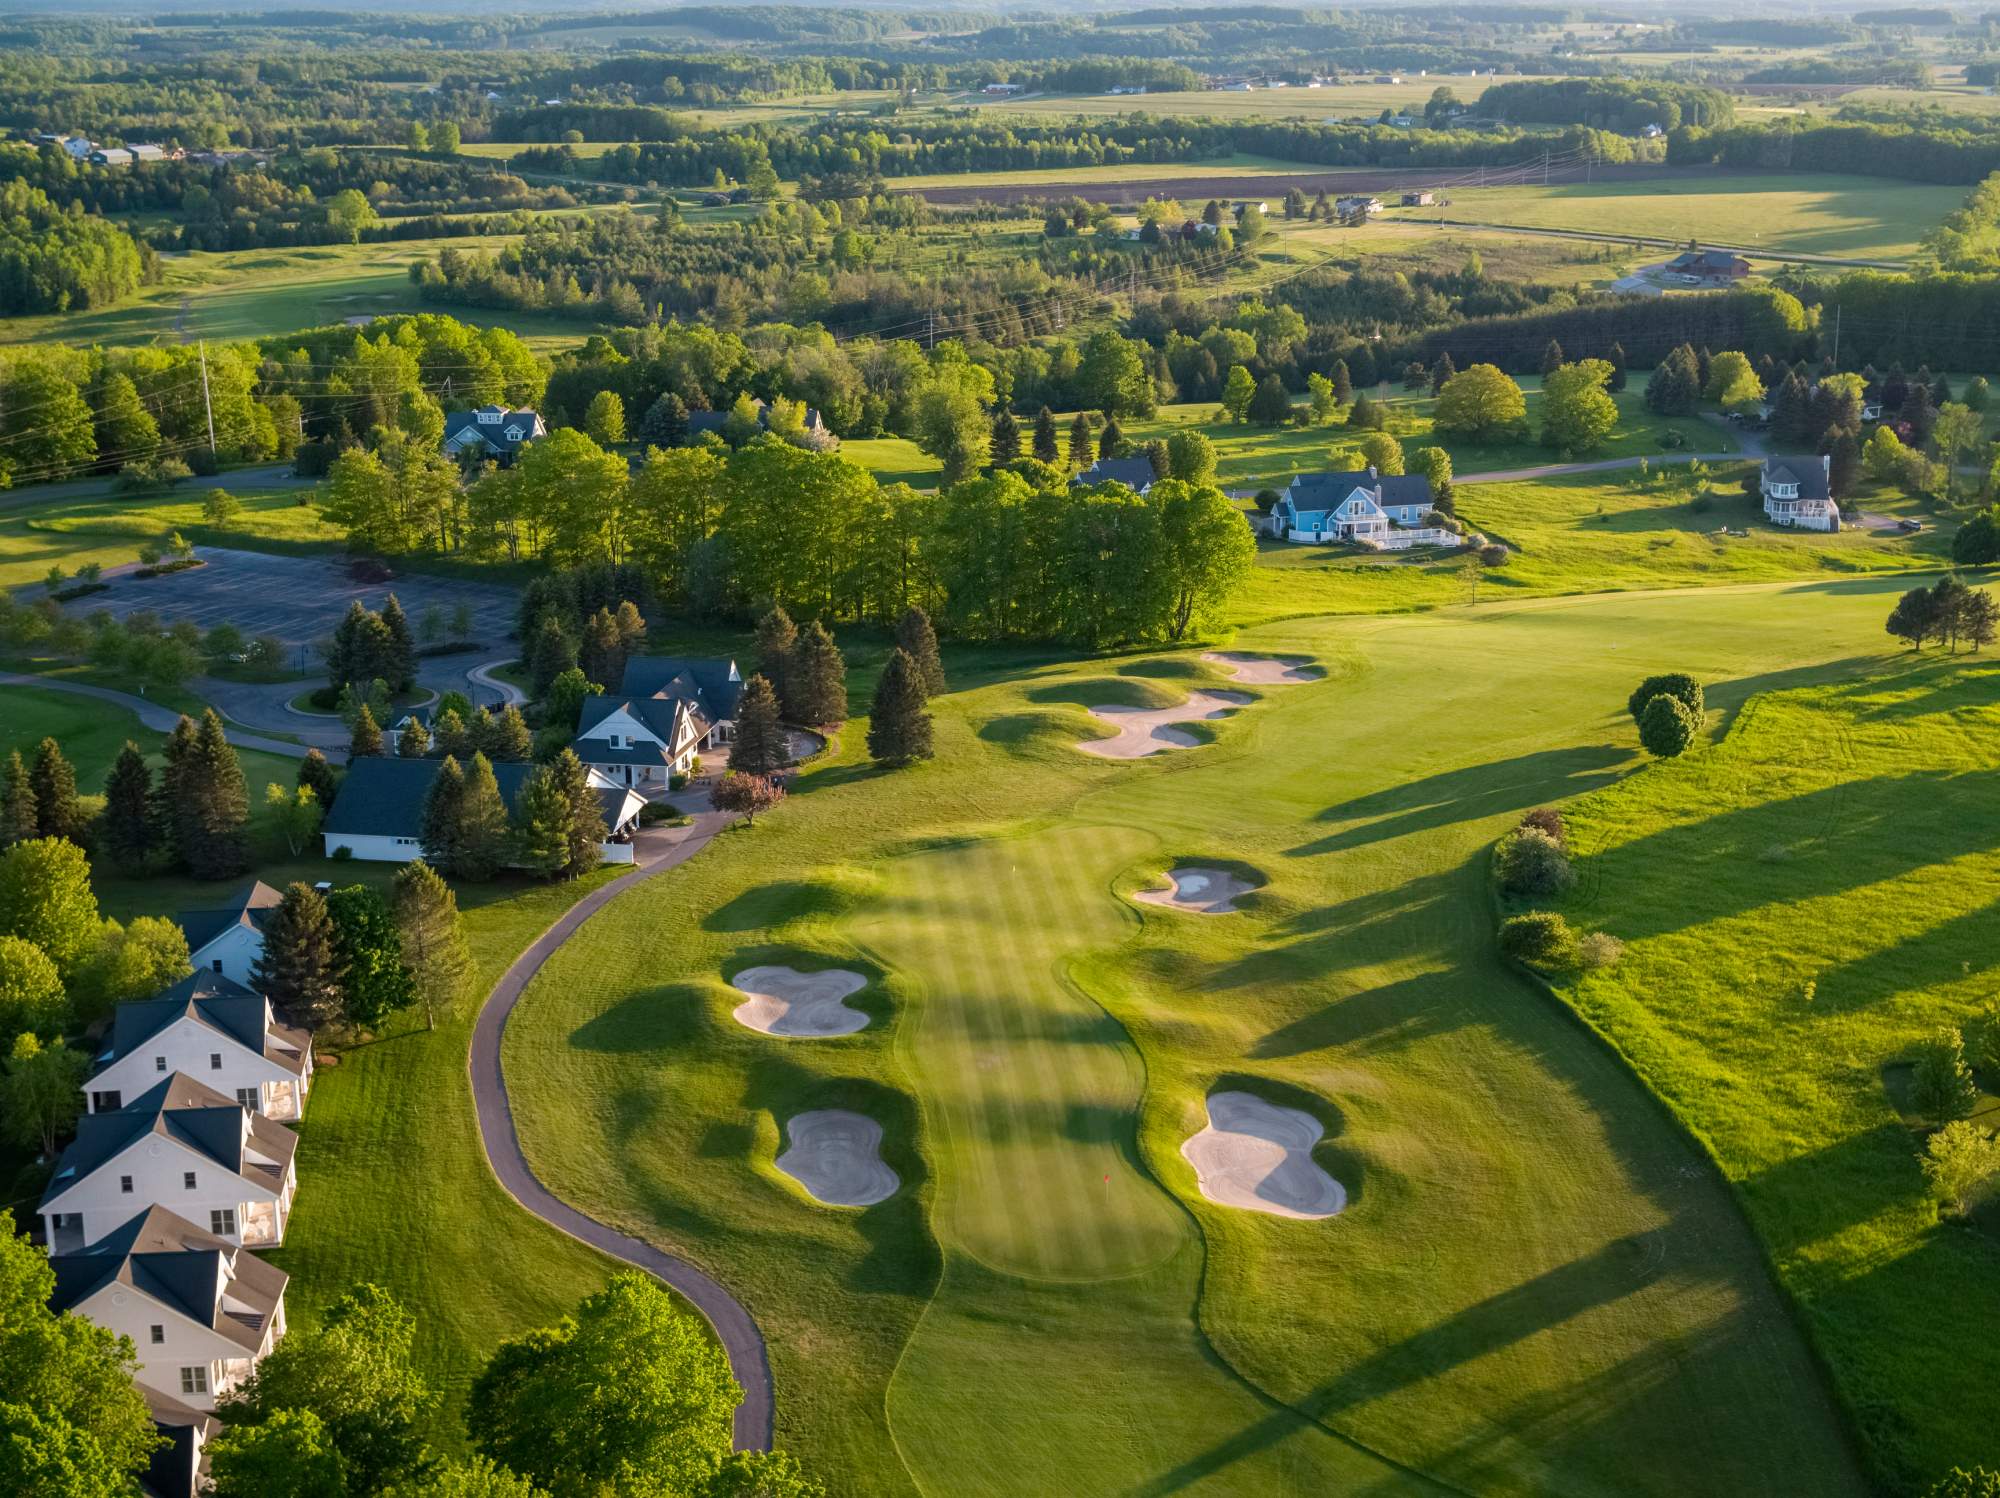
[[0, 672, 340, 762], [467, 802, 776, 1451]]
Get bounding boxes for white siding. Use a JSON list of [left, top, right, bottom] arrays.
[[87, 1015, 301, 1120], [322, 832, 425, 863], [41, 1135, 283, 1249], [189, 926, 263, 988]]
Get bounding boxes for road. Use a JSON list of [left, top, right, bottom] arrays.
[[466, 800, 776, 1452], [0, 671, 340, 762]]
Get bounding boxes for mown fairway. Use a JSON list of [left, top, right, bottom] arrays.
[[495, 573, 1937, 1496]]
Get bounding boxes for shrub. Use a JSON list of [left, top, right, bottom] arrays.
[[1578, 931, 1624, 970], [1638, 693, 1699, 759], [1920, 1120, 1999, 1216], [1518, 806, 1566, 848], [1498, 911, 1578, 970], [1626, 672, 1704, 723], [1912, 1026, 1981, 1125], [1478, 543, 1509, 567], [1497, 827, 1573, 897]]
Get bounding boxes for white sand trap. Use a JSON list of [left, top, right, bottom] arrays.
[[1202, 651, 1323, 685], [1135, 867, 1255, 915], [776, 1110, 899, 1206], [1079, 690, 1252, 759], [1181, 1091, 1345, 1220], [730, 965, 869, 1037]]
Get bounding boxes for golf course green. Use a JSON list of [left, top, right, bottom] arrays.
[[499, 572, 1952, 1495]]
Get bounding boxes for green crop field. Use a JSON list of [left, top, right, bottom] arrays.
[[951, 76, 1501, 122], [1541, 654, 2000, 1488]]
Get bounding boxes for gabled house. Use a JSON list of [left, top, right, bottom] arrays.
[[1335, 194, 1383, 218], [686, 399, 831, 446], [178, 881, 283, 986], [1664, 248, 1751, 281], [48, 1204, 288, 1412], [1270, 469, 1452, 550], [1070, 456, 1158, 493], [140, 1384, 217, 1498], [1760, 454, 1840, 531], [573, 657, 747, 788], [87, 971, 313, 1121], [442, 405, 546, 465], [384, 705, 433, 754], [39, 1073, 299, 1252], [321, 756, 645, 863]]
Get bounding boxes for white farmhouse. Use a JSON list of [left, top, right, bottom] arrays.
[[178, 881, 283, 986], [1760, 454, 1840, 531], [570, 657, 746, 791], [86, 971, 313, 1121], [321, 755, 645, 863], [39, 1073, 300, 1253], [1269, 469, 1455, 550], [48, 1203, 287, 1412]]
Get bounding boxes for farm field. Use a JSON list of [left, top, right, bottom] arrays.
[[952, 77, 1496, 121], [1543, 656, 2000, 1488], [495, 576, 1938, 1496]]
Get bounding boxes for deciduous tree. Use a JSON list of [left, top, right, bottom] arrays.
[[0, 836, 98, 979], [1540, 359, 1619, 454], [712, 773, 783, 824], [327, 885, 413, 1028], [1638, 693, 1698, 758], [1435, 364, 1526, 440]]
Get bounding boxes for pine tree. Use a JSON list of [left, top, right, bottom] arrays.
[[456, 753, 511, 881], [729, 675, 788, 775], [379, 594, 417, 693], [28, 739, 80, 843], [509, 764, 570, 879], [1428, 352, 1455, 396], [487, 704, 533, 762], [754, 605, 798, 717], [788, 621, 847, 726], [184, 710, 249, 880], [393, 860, 472, 1031], [155, 714, 198, 869], [1099, 415, 1126, 458], [253, 882, 345, 1027], [0, 751, 38, 849], [612, 599, 647, 661], [350, 704, 384, 758], [1332, 359, 1352, 404], [579, 606, 624, 689], [298, 749, 339, 809], [549, 748, 605, 879], [1031, 405, 1059, 464], [102, 743, 154, 870], [867, 649, 935, 767], [989, 408, 1021, 466], [398, 715, 432, 758], [895, 606, 946, 697], [421, 755, 468, 870], [1828, 429, 1862, 499], [327, 601, 368, 690], [432, 709, 472, 762], [1540, 339, 1565, 377], [528, 615, 577, 696], [1067, 412, 1094, 471]]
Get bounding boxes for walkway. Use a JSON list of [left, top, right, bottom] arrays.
[[0, 671, 338, 762], [466, 801, 776, 1451]]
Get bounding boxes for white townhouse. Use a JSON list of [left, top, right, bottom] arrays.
[[572, 657, 746, 790], [321, 755, 645, 864], [1269, 468, 1455, 550], [86, 971, 313, 1121], [1760, 454, 1841, 531], [48, 1203, 288, 1413], [178, 881, 283, 986], [39, 1073, 300, 1253]]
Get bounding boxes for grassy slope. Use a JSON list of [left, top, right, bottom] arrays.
[[0, 487, 340, 589], [496, 575, 1927, 1497], [1542, 656, 2000, 1488]]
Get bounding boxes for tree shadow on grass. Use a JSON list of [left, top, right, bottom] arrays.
[[703, 879, 849, 932], [1702, 654, 1885, 732], [1247, 969, 1475, 1061], [1737, 1121, 1921, 1251], [1204, 868, 1459, 994], [1812, 896, 2000, 1013], [1289, 745, 1629, 858], [568, 983, 706, 1054]]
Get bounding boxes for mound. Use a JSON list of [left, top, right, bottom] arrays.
[[1202, 651, 1323, 685], [775, 1110, 899, 1206], [1135, 867, 1255, 915], [1079, 690, 1251, 759], [1181, 1091, 1345, 1220], [730, 964, 869, 1037]]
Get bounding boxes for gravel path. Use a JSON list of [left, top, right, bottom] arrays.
[[466, 805, 775, 1451]]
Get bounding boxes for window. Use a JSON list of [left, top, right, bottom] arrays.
[[183, 1171, 197, 1190], [150, 1325, 164, 1345], [210, 1053, 223, 1070], [180, 1366, 208, 1396], [212, 959, 223, 973], [210, 1208, 237, 1236], [120, 1175, 133, 1194], [236, 1088, 259, 1113], [155, 1056, 167, 1072]]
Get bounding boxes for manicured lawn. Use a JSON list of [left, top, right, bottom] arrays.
[[0, 487, 341, 589], [0, 683, 300, 799], [1541, 654, 2000, 1490], [496, 578, 1919, 1496]]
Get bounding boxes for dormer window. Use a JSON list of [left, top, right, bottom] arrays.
[[476, 409, 502, 424]]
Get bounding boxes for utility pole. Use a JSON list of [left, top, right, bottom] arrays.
[[1542, 150, 1550, 186], [1831, 304, 1841, 368], [198, 341, 216, 455]]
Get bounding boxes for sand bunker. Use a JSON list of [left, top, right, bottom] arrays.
[[1079, 690, 1251, 759], [1135, 867, 1255, 915], [1202, 651, 1322, 685], [1181, 1091, 1345, 1220], [730, 965, 869, 1037], [775, 1110, 899, 1206]]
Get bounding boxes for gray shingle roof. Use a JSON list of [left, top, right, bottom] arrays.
[[618, 657, 744, 722], [443, 406, 544, 456], [323, 756, 639, 841], [40, 1073, 295, 1215], [178, 882, 282, 956], [1763, 455, 1831, 502], [96, 972, 308, 1078], [50, 1206, 288, 1355], [1071, 456, 1158, 491], [1281, 470, 1434, 519]]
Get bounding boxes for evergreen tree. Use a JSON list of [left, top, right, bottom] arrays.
[[639, 391, 689, 447], [421, 755, 468, 870], [326, 884, 412, 1029], [528, 615, 578, 697], [433, 708, 473, 761], [509, 764, 571, 879], [1428, 352, 1455, 395], [1540, 339, 1565, 377], [754, 606, 798, 717], [456, 753, 511, 881], [487, 704, 533, 762], [579, 606, 624, 689], [1067, 411, 1094, 471], [379, 594, 417, 693], [0, 752, 37, 850], [101, 743, 154, 870], [867, 649, 935, 767], [393, 860, 472, 1031], [155, 714, 198, 868], [1645, 345, 1700, 415], [894, 605, 946, 697], [1771, 371, 1814, 446], [350, 704, 384, 758], [184, 710, 248, 879], [298, 748, 339, 810], [1347, 392, 1383, 431], [1031, 405, 1059, 464], [28, 739, 80, 843], [398, 715, 432, 758], [788, 621, 847, 726], [1904, 379, 1938, 444], [253, 882, 345, 1027], [613, 600, 647, 661], [728, 675, 788, 776], [1606, 342, 1627, 392], [989, 408, 1021, 466], [1099, 415, 1127, 458], [550, 748, 606, 879], [1827, 429, 1862, 500], [1332, 359, 1352, 404], [1695, 345, 1713, 392]]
